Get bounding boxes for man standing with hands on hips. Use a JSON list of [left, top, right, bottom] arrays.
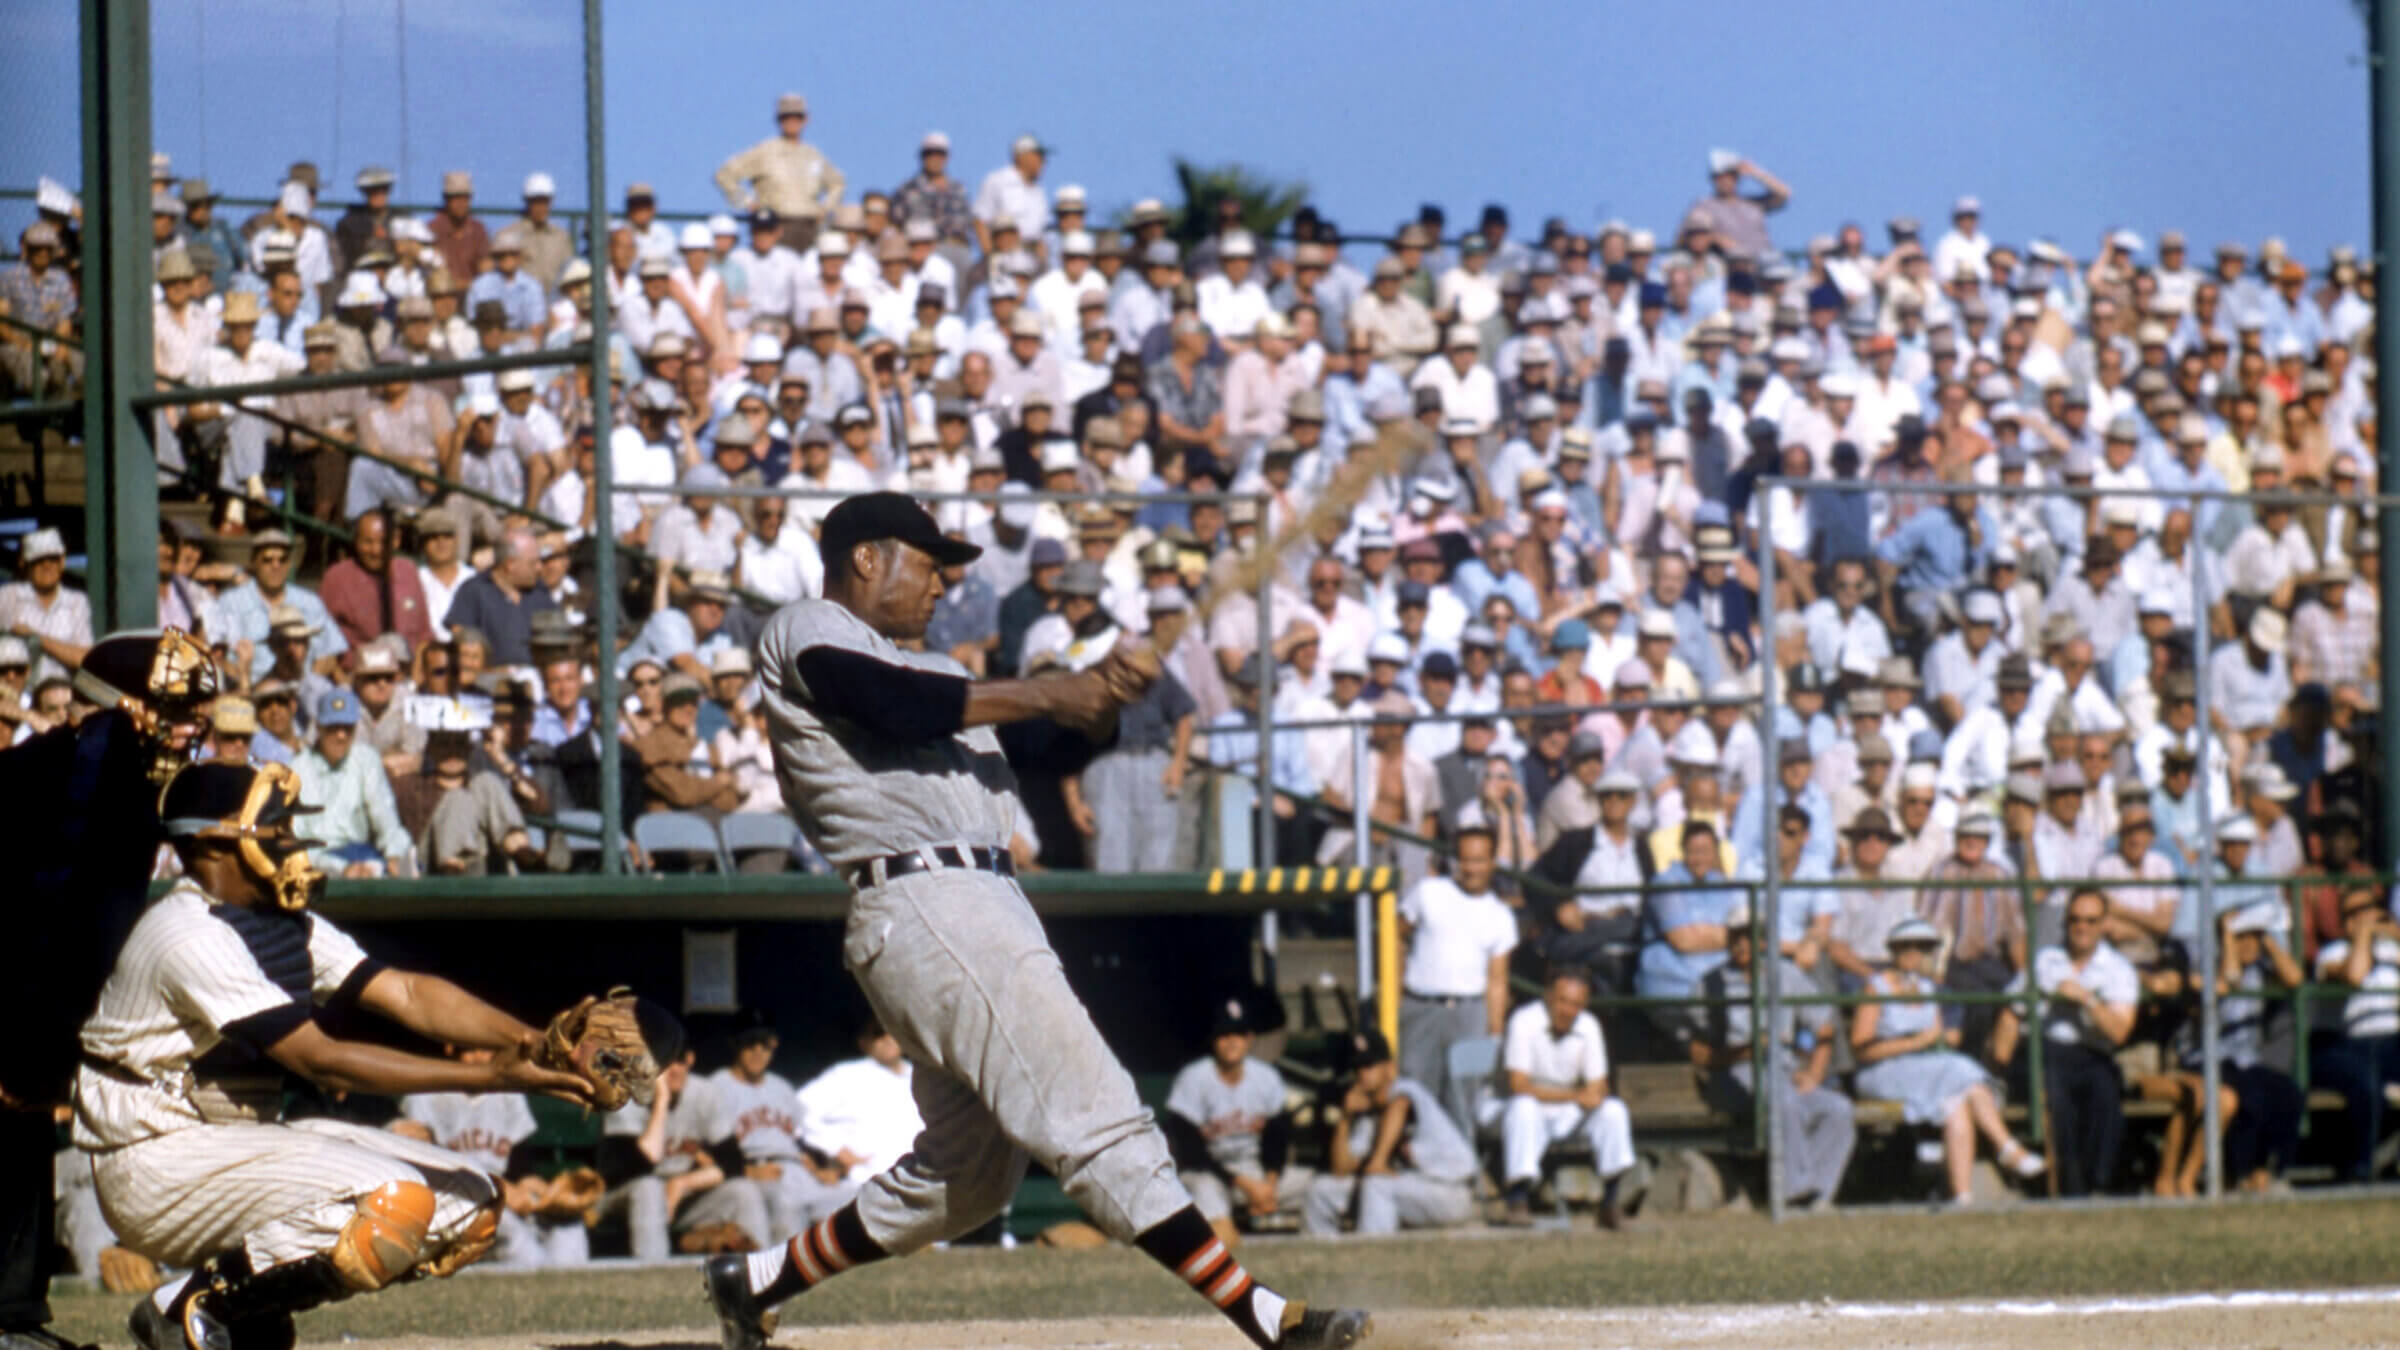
[[708, 493, 1368, 1350]]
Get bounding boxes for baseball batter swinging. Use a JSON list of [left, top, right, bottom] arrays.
[[704, 493, 1369, 1350]]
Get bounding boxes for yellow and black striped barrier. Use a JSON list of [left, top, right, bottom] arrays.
[[1203, 866, 1392, 896]]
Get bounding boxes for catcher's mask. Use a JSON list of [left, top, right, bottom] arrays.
[[73, 628, 220, 783], [160, 761, 328, 911]]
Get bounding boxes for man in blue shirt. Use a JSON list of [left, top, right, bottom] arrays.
[[1449, 525, 1540, 622], [1874, 478, 1991, 644], [1637, 818, 1746, 1041], [1205, 653, 1318, 867], [464, 227, 549, 347]]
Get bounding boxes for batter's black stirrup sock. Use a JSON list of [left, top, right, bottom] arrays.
[[1134, 1205, 1295, 1350], [742, 1203, 888, 1305]]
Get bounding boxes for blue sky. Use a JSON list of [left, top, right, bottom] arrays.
[[0, 0, 2378, 263]]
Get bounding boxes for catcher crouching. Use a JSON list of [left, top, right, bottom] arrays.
[[75, 762, 668, 1350]]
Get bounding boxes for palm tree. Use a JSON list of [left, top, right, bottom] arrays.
[[1163, 158, 1310, 246]]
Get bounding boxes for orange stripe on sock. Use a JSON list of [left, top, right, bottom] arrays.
[[1208, 1269, 1253, 1309], [1177, 1238, 1227, 1283], [815, 1218, 852, 1273], [790, 1231, 825, 1286]]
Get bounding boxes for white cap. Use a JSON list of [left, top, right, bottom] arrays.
[[1055, 184, 1088, 209], [2217, 815, 2259, 844], [1708, 148, 1741, 174], [742, 333, 782, 364], [523, 171, 557, 198], [1667, 720, 1718, 766], [708, 213, 739, 237], [1902, 762, 1939, 791], [1366, 633, 1410, 665], [277, 181, 311, 214], [679, 222, 713, 251], [1038, 439, 1081, 474], [337, 271, 385, 308], [1219, 229, 1256, 260], [20, 528, 64, 563], [1637, 608, 1679, 639], [921, 130, 951, 152], [465, 390, 503, 420], [1819, 371, 1858, 399], [1061, 229, 1095, 257]]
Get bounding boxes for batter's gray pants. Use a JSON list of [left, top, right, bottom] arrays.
[[842, 867, 1189, 1253], [1299, 1171, 1474, 1236], [1711, 1065, 1858, 1205], [1399, 994, 1488, 1118], [592, 1173, 771, 1261], [1084, 748, 1182, 872]]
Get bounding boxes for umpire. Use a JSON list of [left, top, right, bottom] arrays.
[[0, 631, 216, 1350]]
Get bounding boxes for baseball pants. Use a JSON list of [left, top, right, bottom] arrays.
[[1708, 1065, 1857, 1204], [491, 1209, 587, 1269], [1180, 1164, 1313, 1224], [593, 1174, 770, 1262], [1499, 1097, 1635, 1185], [1084, 749, 1182, 872], [754, 1163, 856, 1242], [1398, 995, 1487, 1117], [91, 1118, 497, 1272], [1299, 1172, 1473, 1236], [841, 867, 1188, 1254]]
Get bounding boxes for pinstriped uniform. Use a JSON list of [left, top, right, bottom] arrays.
[[72, 883, 498, 1271]]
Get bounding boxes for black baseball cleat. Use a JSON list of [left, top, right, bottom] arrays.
[[128, 1295, 210, 1350], [702, 1253, 777, 1350], [1279, 1305, 1373, 1350]]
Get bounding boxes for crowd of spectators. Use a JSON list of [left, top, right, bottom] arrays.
[[2, 97, 2398, 1201]]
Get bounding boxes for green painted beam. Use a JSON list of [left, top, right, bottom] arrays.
[[79, 0, 154, 630], [309, 867, 1370, 923]]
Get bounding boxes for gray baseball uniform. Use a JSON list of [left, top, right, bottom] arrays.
[[1300, 1079, 1476, 1236], [1164, 1058, 1311, 1221], [707, 1067, 851, 1240], [595, 1075, 770, 1259], [756, 598, 1187, 1252], [74, 881, 497, 1272], [396, 1092, 586, 1267]]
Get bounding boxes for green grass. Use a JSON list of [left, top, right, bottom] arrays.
[[51, 1198, 2400, 1344]]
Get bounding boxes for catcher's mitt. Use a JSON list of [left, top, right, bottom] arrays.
[[537, 987, 682, 1111]]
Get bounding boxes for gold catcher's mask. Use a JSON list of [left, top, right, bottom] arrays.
[[72, 628, 221, 782], [159, 761, 328, 911]]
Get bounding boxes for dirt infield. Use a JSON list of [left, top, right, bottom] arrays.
[[324, 1291, 2400, 1350]]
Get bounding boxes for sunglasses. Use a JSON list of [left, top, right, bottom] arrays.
[[632, 675, 662, 689], [2067, 914, 2105, 927], [423, 664, 452, 678]]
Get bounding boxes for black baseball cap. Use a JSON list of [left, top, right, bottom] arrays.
[[1345, 1027, 1393, 1070], [818, 492, 981, 569]]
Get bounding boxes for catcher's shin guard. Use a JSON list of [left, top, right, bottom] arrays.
[[327, 1181, 435, 1292]]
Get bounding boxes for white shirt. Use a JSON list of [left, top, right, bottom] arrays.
[[973, 166, 1049, 245], [1195, 274, 1272, 343], [2020, 942, 2140, 1051], [416, 563, 477, 643], [795, 1056, 922, 1184], [2316, 935, 2400, 1039], [1398, 876, 1517, 998], [1409, 357, 1499, 429], [1501, 999, 1609, 1092]]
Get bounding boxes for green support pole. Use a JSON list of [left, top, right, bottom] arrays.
[[2374, 0, 2400, 886], [586, 0, 622, 874], [79, 0, 156, 630]]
